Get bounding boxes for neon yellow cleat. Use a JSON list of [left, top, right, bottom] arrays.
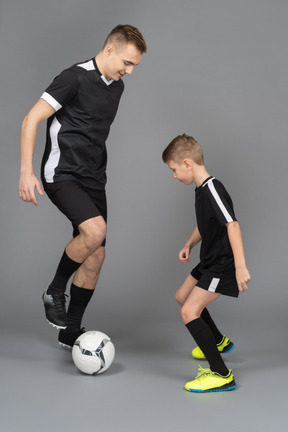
[[192, 335, 234, 359], [185, 366, 236, 393]]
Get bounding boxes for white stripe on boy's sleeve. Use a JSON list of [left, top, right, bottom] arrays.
[[207, 179, 233, 223]]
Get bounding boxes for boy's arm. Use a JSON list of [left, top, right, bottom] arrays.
[[19, 99, 55, 206], [226, 221, 251, 292], [179, 226, 202, 264]]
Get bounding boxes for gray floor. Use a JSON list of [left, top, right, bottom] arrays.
[[1, 300, 287, 432]]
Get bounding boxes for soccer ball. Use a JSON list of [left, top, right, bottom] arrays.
[[72, 330, 115, 375]]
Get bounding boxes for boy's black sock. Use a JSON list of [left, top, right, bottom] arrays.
[[186, 317, 229, 376], [47, 250, 82, 295], [201, 308, 223, 344], [65, 283, 94, 331]]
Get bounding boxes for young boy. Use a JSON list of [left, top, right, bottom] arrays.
[[162, 134, 251, 393]]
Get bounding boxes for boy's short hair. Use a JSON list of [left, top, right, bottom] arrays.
[[103, 25, 147, 54], [162, 134, 204, 165]]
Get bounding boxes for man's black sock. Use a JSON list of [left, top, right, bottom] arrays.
[[65, 283, 94, 331], [47, 250, 82, 295], [186, 317, 229, 376]]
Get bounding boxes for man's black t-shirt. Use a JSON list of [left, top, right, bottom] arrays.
[[195, 176, 237, 276], [40, 58, 124, 189]]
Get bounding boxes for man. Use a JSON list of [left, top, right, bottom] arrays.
[[19, 25, 147, 348]]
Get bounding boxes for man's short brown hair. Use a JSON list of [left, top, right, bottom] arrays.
[[103, 25, 147, 54], [162, 134, 204, 165]]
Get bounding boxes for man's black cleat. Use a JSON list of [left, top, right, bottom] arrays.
[[42, 291, 67, 329], [58, 327, 85, 349]]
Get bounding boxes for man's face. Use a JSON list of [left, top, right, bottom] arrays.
[[103, 43, 143, 81]]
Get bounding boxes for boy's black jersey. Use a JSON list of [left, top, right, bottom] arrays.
[[195, 176, 237, 276], [40, 58, 124, 189]]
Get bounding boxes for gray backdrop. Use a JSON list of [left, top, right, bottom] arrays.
[[1, 0, 287, 431]]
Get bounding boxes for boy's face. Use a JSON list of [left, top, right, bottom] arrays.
[[102, 43, 142, 81], [167, 160, 193, 185]]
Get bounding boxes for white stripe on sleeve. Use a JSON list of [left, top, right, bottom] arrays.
[[207, 179, 233, 223], [41, 92, 62, 111]]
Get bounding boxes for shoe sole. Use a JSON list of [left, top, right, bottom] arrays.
[[186, 381, 237, 393], [192, 342, 235, 360], [42, 295, 67, 329], [58, 341, 72, 349], [221, 342, 235, 354], [46, 318, 67, 330]]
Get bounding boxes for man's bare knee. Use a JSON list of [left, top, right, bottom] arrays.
[[83, 248, 106, 273], [79, 217, 107, 253]]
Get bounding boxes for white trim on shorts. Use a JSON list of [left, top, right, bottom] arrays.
[[208, 277, 220, 293]]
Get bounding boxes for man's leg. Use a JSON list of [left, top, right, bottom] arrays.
[[65, 217, 106, 264], [66, 247, 106, 330], [43, 216, 106, 329], [58, 247, 106, 348]]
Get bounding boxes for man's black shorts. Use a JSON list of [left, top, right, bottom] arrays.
[[44, 181, 107, 246], [191, 263, 239, 298]]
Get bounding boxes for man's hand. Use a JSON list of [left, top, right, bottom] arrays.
[[19, 173, 44, 206], [19, 98, 55, 206]]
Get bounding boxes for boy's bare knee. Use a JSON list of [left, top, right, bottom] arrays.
[[180, 305, 188, 322], [180, 304, 198, 323], [175, 290, 183, 306]]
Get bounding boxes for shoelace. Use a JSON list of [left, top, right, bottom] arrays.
[[195, 366, 213, 380], [195, 366, 230, 381]]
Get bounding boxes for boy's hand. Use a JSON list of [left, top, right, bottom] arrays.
[[235, 266, 251, 292], [179, 245, 191, 264]]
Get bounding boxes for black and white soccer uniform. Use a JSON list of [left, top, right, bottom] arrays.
[[191, 176, 239, 297], [39, 58, 124, 242], [41, 58, 124, 189], [37, 58, 124, 241]]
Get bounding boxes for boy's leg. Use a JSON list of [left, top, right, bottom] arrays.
[[181, 287, 236, 392], [192, 307, 234, 360], [176, 275, 224, 343], [201, 308, 223, 344], [175, 274, 198, 306], [181, 287, 229, 376]]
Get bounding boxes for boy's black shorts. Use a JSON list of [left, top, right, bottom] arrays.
[[44, 181, 107, 246], [191, 264, 239, 298]]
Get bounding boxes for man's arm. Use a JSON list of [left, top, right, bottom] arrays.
[[226, 221, 251, 292], [19, 99, 55, 206], [179, 226, 202, 264]]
